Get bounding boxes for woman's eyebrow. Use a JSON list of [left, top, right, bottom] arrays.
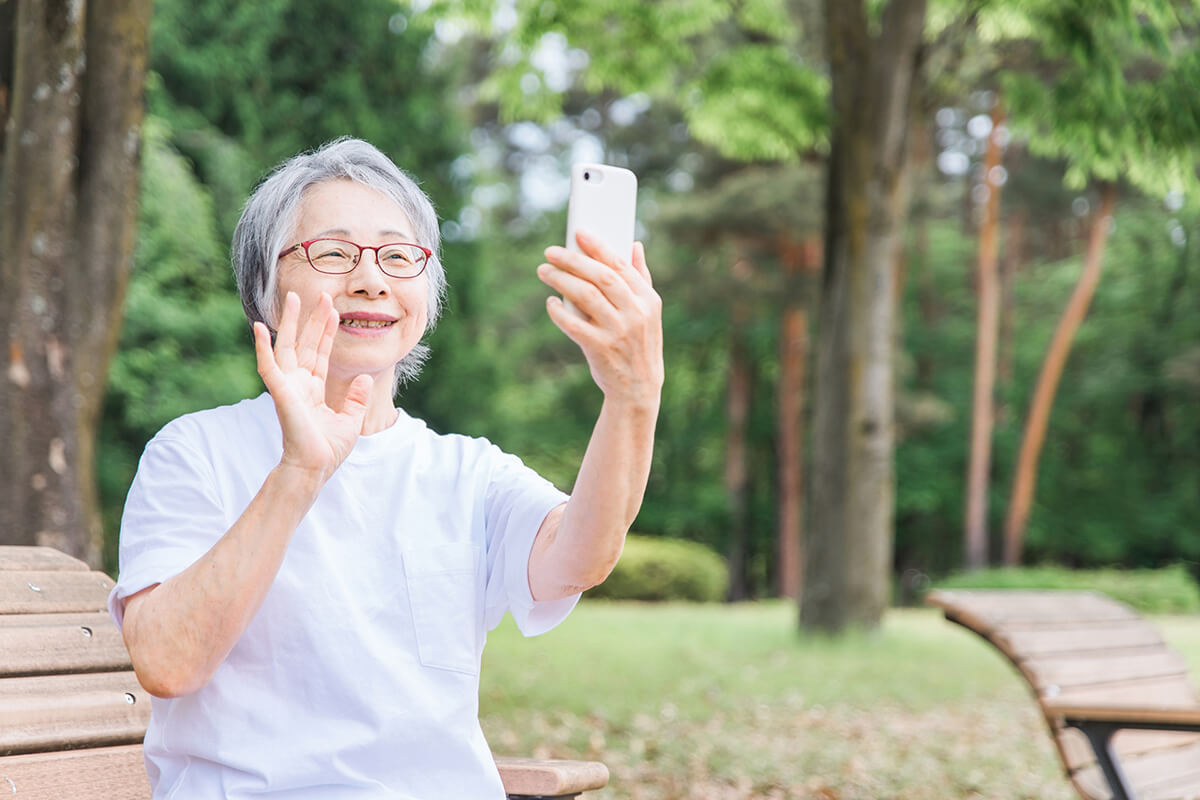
[[310, 228, 415, 240]]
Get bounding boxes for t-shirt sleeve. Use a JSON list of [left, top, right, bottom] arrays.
[[481, 446, 576, 637], [107, 433, 228, 631]]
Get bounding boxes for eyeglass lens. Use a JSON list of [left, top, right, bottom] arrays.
[[306, 239, 427, 278]]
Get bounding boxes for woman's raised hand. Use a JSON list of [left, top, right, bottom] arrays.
[[537, 232, 664, 410], [253, 292, 373, 481]]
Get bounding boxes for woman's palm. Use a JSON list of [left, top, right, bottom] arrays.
[[254, 292, 373, 480]]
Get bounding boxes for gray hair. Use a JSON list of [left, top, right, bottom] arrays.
[[232, 137, 445, 388]]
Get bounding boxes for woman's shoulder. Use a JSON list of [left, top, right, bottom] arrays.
[[150, 393, 275, 450]]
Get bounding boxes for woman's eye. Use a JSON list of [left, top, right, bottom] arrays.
[[314, 249, 350, 260], [383, 250, 413, 264]]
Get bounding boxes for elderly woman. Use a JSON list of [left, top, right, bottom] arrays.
[[107, 138, 662, 799]]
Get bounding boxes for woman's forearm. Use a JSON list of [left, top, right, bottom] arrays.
[[529, 395, 659, 601], [121, 463, 324, 698]]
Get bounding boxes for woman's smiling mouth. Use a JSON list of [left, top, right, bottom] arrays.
[[338, 312, 397, 334]]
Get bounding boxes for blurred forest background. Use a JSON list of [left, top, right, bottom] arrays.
[[4, 0, 1200, 625]]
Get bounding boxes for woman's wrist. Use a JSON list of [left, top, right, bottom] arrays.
[[600, 388, 661, 419], [268, 460, 329, 506]]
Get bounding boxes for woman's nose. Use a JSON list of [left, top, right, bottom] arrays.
[[349, 250, 389, 295]]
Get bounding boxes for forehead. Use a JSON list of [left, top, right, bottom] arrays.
[[293, 178, 415, 239]]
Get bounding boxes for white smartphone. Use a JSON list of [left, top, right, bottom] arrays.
[[563, 163, 638, 315]]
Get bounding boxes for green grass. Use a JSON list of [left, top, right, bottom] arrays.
[[480, 601, 1200, 800]]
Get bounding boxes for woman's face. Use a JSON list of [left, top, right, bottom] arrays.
[[276, 179, 430, 384]]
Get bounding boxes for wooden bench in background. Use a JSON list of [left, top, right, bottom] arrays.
[[928, 588, 1200, 800], [0, 545, 608, 799]]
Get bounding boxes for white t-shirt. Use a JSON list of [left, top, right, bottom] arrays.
[[108, 393, 577, 799]]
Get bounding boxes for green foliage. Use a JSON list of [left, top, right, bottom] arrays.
[[151, 0, 466, 206], [685, 45, 829, 161], [995, 0, 1200, 197], [429, 0, 826, 162], [586, 534, 729, 602], [935, 564, 1200, 614]]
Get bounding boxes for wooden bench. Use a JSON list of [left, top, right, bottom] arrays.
[[928, 588, 1200, 800], [0, 545, 608, 799]]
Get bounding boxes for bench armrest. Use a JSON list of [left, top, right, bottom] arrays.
[[1043, 701, 1200, 732], [496, 756, 609, 798]]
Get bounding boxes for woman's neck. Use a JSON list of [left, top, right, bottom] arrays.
[[325, 370, 398, 435]]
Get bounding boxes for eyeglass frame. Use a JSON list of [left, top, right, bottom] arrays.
[[278, 237, 433, 279]]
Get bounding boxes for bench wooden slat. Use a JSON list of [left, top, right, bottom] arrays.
[[996, 623, 1166, 659], [929, 590, 1141, 628], [0, 748, 610, 800], [0, 612, 129, 678], [0, 744, 149, 800], [1070, 738, 1200, 800], [0, 673, 151, 756], [1023, 651, 1187, 691], [495, 756, 610, 797], [1058, 727, 1200, 772], [0, 547, 90, 573], [1045, 675, 1198, 708], [0, 571, 115, 614]]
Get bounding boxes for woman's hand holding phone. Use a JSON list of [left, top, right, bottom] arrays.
[[537, 165, 662, 410]]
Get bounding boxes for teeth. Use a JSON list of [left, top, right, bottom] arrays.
[[341, 319, 393, 328]]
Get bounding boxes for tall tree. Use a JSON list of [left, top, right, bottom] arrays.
[[802, 0, 927, 631], [724, 250, 755, 600], [997, 0, 1200, 562], [1004, 182, 1116, 562], [0, 0, 153, 561], [775, 234, 821, 599], [963, 101, 1006, 569]]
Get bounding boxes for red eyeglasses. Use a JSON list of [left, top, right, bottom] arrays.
[[279, 238, 431, 279]]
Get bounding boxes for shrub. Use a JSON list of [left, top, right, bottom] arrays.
[[933, 563, 1200, 614], [586, 534, 728, 602]]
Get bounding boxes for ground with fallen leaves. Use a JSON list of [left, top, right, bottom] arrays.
[[479, 601, 1200, 800]]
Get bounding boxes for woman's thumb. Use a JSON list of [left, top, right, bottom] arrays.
[[341, 374, 374, 416]]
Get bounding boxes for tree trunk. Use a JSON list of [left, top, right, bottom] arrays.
[[775, 236, 820, 600], [724, 253, 755, 601], [0, 0, 151, 563], [802, 0, 926, 633], [997, 208, 1026, 393], [963, 102, 1005, 570], [1002, 182, 1117, 565]]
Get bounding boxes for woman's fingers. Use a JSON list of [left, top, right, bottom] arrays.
[[339, 373, 374, 417], [253, 321, 282, 389], [311, 301, 339, 385], [294, 293, 330, 369], [274, 292, 301, 371], [546, 242, 638, 311], [537, 262, 620, 325], [544, 295, 598, 348], [574, 230, 650, 293], [631, 241, 652, 288]]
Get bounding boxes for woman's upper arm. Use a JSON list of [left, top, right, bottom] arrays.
[[527, 502, 572, 602], [119, 583, 159, 646]]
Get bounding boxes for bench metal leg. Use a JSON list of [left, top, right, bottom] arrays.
[[1076, 722, 1137, 800]]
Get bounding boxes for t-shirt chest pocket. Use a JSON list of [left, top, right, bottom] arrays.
[[403, 542, 482, 676]]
